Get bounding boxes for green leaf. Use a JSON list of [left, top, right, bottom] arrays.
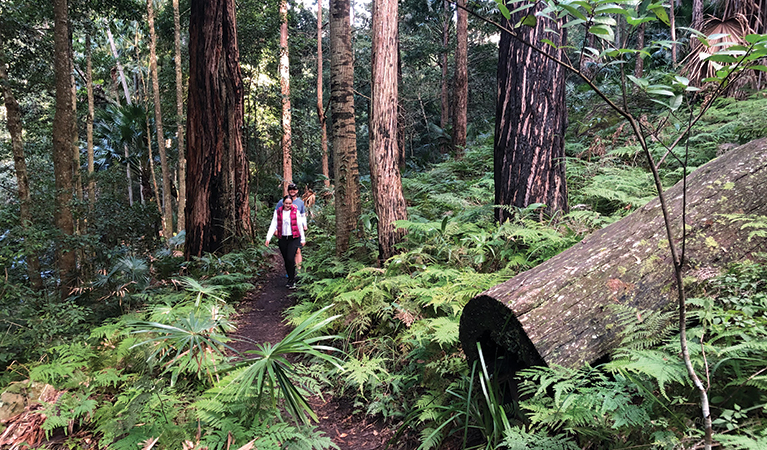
[[626, 15, 656, 26], [669, 94, 683, 111], [541, 38, 558, 47], [589, 24, 615, 42], [751, 65, 767, 72], [594, 4, 629, 15], [627, 75, 648, 89], [745, 34, 767, 44], [592, 15, 617, 26], [704, 54, 739, 63], [495, 0, 511, 19], [509, 2, 535, 14], [560, 3, 588, 21], [646, 87, 675, 96], [520, 14, 537, 27], [648, 3, 669, 26]]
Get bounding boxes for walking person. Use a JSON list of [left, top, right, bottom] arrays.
[[276, 183, 308, 270], [265, 195, 306, 289]]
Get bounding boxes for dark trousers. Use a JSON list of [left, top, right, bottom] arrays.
[[278, 236, 301, 283]]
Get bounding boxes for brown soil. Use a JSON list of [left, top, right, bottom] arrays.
[[231, 254, 418, 450]]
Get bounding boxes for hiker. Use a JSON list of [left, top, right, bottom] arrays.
[[265, 195, 306, 289], [275, 183, 308, 270]]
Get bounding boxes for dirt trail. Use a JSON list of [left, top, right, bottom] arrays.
[[231, 254, 414, 450]]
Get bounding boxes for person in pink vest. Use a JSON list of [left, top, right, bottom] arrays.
[[265, 195, 306, 289]]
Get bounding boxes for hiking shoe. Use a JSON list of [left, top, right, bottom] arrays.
[[287, 283, 297, 290]]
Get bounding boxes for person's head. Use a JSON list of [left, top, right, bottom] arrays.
[[287, 183, 298, 198], [283, 195, 293, 208]]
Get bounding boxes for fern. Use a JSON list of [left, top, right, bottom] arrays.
[[501, 428, 579, 450]]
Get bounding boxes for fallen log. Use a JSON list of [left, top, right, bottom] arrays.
[[459, 138, 767, 377]]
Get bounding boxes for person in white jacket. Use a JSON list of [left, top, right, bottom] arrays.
[[275, 183, 308, 270], [265, 196, 306, 289]]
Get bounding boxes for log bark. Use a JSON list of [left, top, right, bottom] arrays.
[[460, 138, 767, 377]]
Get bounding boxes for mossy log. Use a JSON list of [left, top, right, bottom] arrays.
[[460, 138, 767, 376]]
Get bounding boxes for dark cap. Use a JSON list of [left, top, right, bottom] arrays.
[[287, 183, 298, 190]]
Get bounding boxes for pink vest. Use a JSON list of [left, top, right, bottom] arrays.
[[276, 205, 300, 238]]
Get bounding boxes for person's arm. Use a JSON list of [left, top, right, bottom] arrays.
[[300, 210, 308, 231], [297, 201, 308, 230], [265, 209, 279, 245], [299, 218, 306, 245]]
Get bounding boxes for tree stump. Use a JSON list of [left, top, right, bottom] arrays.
[[460, 138, 767, 377]]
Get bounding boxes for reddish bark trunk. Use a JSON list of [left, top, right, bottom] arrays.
[[317, 0, 330, 188], [452, 0, 468, 157], [370, 0, 407, 261], [52, 0, 77, 295], [280, 0, 293, 194], [185, 0, 252, 258]]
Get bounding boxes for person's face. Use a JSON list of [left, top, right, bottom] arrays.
[[288, 188, 298, 197], [284, 198, 293, 208]]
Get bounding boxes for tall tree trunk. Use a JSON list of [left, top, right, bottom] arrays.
[[670, 0, 677, 65], [397, 40, 406, 168], [317, 0, 330, 188], [634, 22, 645, 79], [0, 41, 43, 290], [185, 0, 252, 258], [53, 0, 77, 297], [173, 0, 186, 232], [106, 26, 134, 205], [86, 33, 96, 214], [279, 0, 293, 194], [147, 0, 174, 238], [370, 0, 407, 262], [452, 0, 468, 158], [692, 0, 703, 30], [440, 0, 450, 152], [71, 71, 82, 206], [330, 0, 361, 256], [146, 118, 163, 214], [495, 1, 568, 222]]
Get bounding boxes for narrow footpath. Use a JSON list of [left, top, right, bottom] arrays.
[[231, 254, 415, 450]]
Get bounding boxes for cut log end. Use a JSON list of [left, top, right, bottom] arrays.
[[459, 294, 545, 378]]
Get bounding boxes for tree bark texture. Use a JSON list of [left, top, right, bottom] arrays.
[[330, 0, 361, 256], [460, 138, 767, 378], [691, 0, 703, 31], [185, 0, 252, 258], [317, 0, 330, 188], [280, 0, 293, 194], [52, 0, 77, 295], [147, 0, 174, 239], [86, 34, 96, 214], [495, 4, 568, 222], [634, 22, 645, 79], [370, 0, 408, 262], [173, 0, 186, 233], [452, 0, 468, 156], [0, 43, 43, 290]]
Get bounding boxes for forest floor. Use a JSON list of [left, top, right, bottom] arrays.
[[230, 253, 419, 450]]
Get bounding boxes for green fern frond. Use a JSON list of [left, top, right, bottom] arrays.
[[610, 305, 678, 350]]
